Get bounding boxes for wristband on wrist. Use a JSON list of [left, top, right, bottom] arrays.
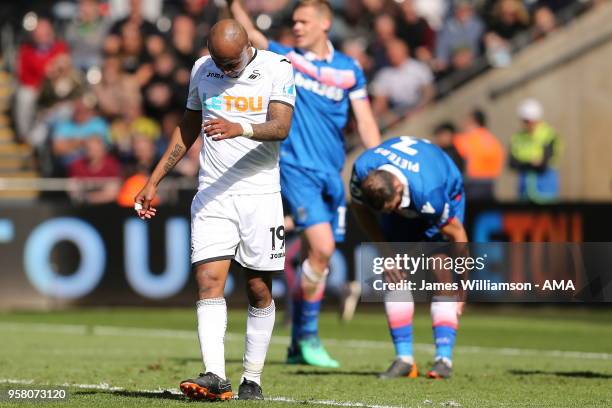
[[239, 121, 254, 138]]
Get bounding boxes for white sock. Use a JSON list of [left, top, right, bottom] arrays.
[[196, 298, 227, 379], [241, 301, 275, 386]]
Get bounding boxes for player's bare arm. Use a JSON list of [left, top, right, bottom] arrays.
[[134, 110, 202, 219], [350, 200, 404, 283], [440, 217, 469, 313], [203, 102, 293, 142], [227, 0, 269, 49], [251, 102, 293, 141], [351, 98, 382, 149], [440, 218, 468, 243]]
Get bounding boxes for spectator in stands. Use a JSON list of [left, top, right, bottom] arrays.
[[110, 104, 160, 157], [124, 133, 159, 176], [369, 14, 396, 72], [487, 0, 530, 41], [93, 56, 142, 120], [342, 38, 374, 80], [532, 6, 557, 40], [180, 0, 221, 39], [435, 0, 485, 73], [64, 0, 110, 71], [371, 39, 434, 120], [15, 18, 68, 144], [413, 0, 449, 30], [449, 46, 479, 73], [395, 0, 436, 63], [29, 53, 85, 149], [509, 98, 562, 202], [143, 53, 183, 119], [52, 95, 109, 173], [38, 54, 84, 110], [105, 0, 161, 55], [483, 0, 529, 67], [116, 22, 154, 86], [170, 14, 199, 84], [67, 134, 121, 204], [455, 109, 505, 201], [432, 122, 465, 174]]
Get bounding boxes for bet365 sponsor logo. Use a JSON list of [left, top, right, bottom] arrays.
[[202, 93, 264, 112]]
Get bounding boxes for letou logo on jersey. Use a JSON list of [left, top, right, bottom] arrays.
[[202, 93, 264, 112]]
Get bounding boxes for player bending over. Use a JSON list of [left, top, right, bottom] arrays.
[[134, 20, 295, 400], [350, 136, 468, 379], [230, 0, 381, 368]]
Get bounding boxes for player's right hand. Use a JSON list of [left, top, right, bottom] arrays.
[[134, 183, 158, 220]]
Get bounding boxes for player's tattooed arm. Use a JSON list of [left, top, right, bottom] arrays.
[[133, 109, 202, 219], [251, 101, 293, 141], [203, 102, 293, 142], [148, 110, 202, 186], [162, 144, 185, 176]]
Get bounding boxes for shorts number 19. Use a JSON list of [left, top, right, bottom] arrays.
[[269, 226, 285, 250]]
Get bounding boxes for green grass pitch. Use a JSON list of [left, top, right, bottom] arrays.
[[1, 306, 611, 407]]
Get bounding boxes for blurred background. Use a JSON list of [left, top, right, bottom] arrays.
[[0, 0, 611, 310]]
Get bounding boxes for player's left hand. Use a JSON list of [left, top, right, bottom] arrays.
[[203, 118, 244, 141]]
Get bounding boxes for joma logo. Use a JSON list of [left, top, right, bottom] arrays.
[[206, 72, 224, 79]]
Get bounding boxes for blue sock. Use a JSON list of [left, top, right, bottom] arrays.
[[291, 298, 321, 346], [390, 324, 413, 359], [300, 299, 321, 339], [433, 326, 457, 361]]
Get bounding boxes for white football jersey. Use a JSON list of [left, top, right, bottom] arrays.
[[186, 48, 295, 196]]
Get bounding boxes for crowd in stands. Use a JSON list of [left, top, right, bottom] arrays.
[[430, 98, 562, 203], [6, 0, 597, 204]]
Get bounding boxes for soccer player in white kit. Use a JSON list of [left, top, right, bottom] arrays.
[[134, 20, 295, 401]]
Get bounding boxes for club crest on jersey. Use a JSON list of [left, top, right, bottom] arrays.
[[202, 93, 263, 112], [248, 69, 261, 81]]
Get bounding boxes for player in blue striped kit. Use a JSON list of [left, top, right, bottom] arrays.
[[230, 0, 381, 368], [350, 136, 468, 379]]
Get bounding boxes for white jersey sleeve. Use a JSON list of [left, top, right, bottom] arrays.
[[269, 58, 296, 107], [186, 56, 208, 111]]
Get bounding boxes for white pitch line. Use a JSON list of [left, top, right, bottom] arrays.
[[267, 396, 406, 408], [1, 321, 611, 361], [0, 379, 408, 408]]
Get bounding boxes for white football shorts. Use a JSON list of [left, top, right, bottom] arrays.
[[191, 191, 286, 271]]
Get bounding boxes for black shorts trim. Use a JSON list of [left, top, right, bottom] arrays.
[[186, 107, 202, 112], [192, 255, 234, 269]]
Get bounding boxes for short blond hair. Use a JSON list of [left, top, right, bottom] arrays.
[[294, 0, 333, 20]]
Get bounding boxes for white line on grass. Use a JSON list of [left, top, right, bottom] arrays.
[[1, 321, 611, 361], [0, 379, 407, 408]]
